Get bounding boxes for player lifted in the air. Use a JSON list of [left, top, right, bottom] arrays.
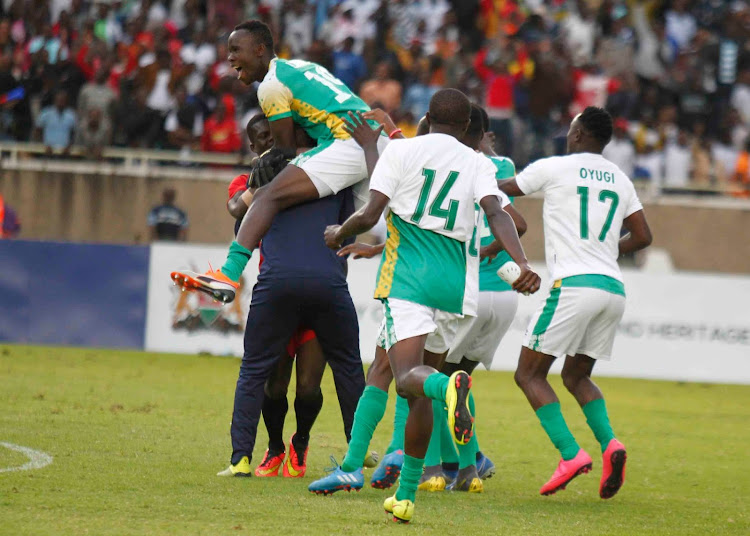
[[171, 19, 389, 299], [499, 106, 652, 499], [323, 89, 541, 523]]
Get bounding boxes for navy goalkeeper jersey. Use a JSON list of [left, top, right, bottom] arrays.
[[257, 187, 354, 283]]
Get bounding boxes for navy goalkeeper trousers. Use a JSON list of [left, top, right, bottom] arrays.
[[230, 276, 365, 464]]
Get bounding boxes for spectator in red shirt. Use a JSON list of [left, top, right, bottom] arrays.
[[201, 95, 240, 154], [569, 63, 621, 117], [482, 56, 515, 157]]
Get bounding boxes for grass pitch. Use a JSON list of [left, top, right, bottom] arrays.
[[1, 345, 749, 536]]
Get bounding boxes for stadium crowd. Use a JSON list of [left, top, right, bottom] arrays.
[[0, 0, 749, 193]]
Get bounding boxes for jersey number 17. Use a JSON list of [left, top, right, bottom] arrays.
[[577, 186, 619, 241]]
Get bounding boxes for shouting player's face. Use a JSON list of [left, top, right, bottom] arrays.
[[228, 30, 267, 85]]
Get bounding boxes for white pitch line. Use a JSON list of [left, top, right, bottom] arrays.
[[0, 442, 53, 473]]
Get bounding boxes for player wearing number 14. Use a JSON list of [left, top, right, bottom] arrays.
[[499, 107, 653, 499]]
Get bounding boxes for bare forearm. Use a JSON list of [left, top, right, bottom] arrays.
[[486, 209, 528, 266], [227, 190, 254, 220], [363, 144, 380, 178], [227, 198, 247, 220], [619, 234, 651, 256], [619, 210, 652, 256], [336, 209, 379, 243]]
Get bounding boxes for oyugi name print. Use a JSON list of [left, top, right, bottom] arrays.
[[579, 167, 615, 183]]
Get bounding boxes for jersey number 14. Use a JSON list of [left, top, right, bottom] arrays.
[[412, 168, 460, 231], [577, 186, 619, 241]]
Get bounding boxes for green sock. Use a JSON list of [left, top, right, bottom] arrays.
[[536, 402, 580, 461], [582, 398, 615, 452], [423, 372, 449, 401], [395, 454, 424, 503], [423, 400, 443, 466], [220, 240, 253, 282], [386, 395, 409, 454], [341, 386, 388, 472], [457, 392, 478, 469]]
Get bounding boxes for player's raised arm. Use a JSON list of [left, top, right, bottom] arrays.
[[479, 194, 541, 294], [341, 111, 384, 178], [362, 108, 404, 139], [619, 209, 653, 256]]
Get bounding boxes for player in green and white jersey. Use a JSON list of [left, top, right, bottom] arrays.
[[420, 105, 529, 493], [324, 89, 541, 523], [172, 19, 389, 301], [499, 107, 652, 500]]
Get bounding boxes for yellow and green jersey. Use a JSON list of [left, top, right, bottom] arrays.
[[257, 58, 371, 144], [478, 155, 517, 292]]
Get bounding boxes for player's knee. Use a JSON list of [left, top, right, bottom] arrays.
[[393, 376, 410, 399], [561, 370, 583, 393], [513, 368, 527, 388]]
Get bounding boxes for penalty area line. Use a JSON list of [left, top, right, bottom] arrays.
[[0, 442, 53, 473]]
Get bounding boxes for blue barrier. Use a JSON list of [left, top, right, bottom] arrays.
[[0, 240, 150, 349]]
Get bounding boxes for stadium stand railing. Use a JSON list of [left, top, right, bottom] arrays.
[[0, 142, 250, 181], [1, 142, 749, 201]]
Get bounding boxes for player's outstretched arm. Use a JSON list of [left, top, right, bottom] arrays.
[[497, 178, 526, 198], [480, 195, 541, 294], [341, 111, 384, 178], [479, 204, 527, 260], [337, 242, 385, 259], [619, 209, 653, 256], [324, 191, 390, 249]]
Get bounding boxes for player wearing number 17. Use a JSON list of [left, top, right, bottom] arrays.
[[324, 89, 542, 523], [499, 106, 653, 499]]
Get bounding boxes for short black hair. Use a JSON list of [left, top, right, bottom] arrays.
[[578, 106, 613, 146], [246, 113, 268, 135], [466, 104, 486, 137], [234, 20, 274, 51], [428, 88, 471, 126]]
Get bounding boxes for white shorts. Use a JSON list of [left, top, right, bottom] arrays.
[[293, 136, 391, 210], [446, 290, 519, 369], [523, 285, 625, 360], [378, 298, 458, 353]]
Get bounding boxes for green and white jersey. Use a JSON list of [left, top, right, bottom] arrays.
[[478, 155, 517, 292], [516, 152, 643, 283], [257, 58, 370, 143], [370, 134, 509, 315]]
